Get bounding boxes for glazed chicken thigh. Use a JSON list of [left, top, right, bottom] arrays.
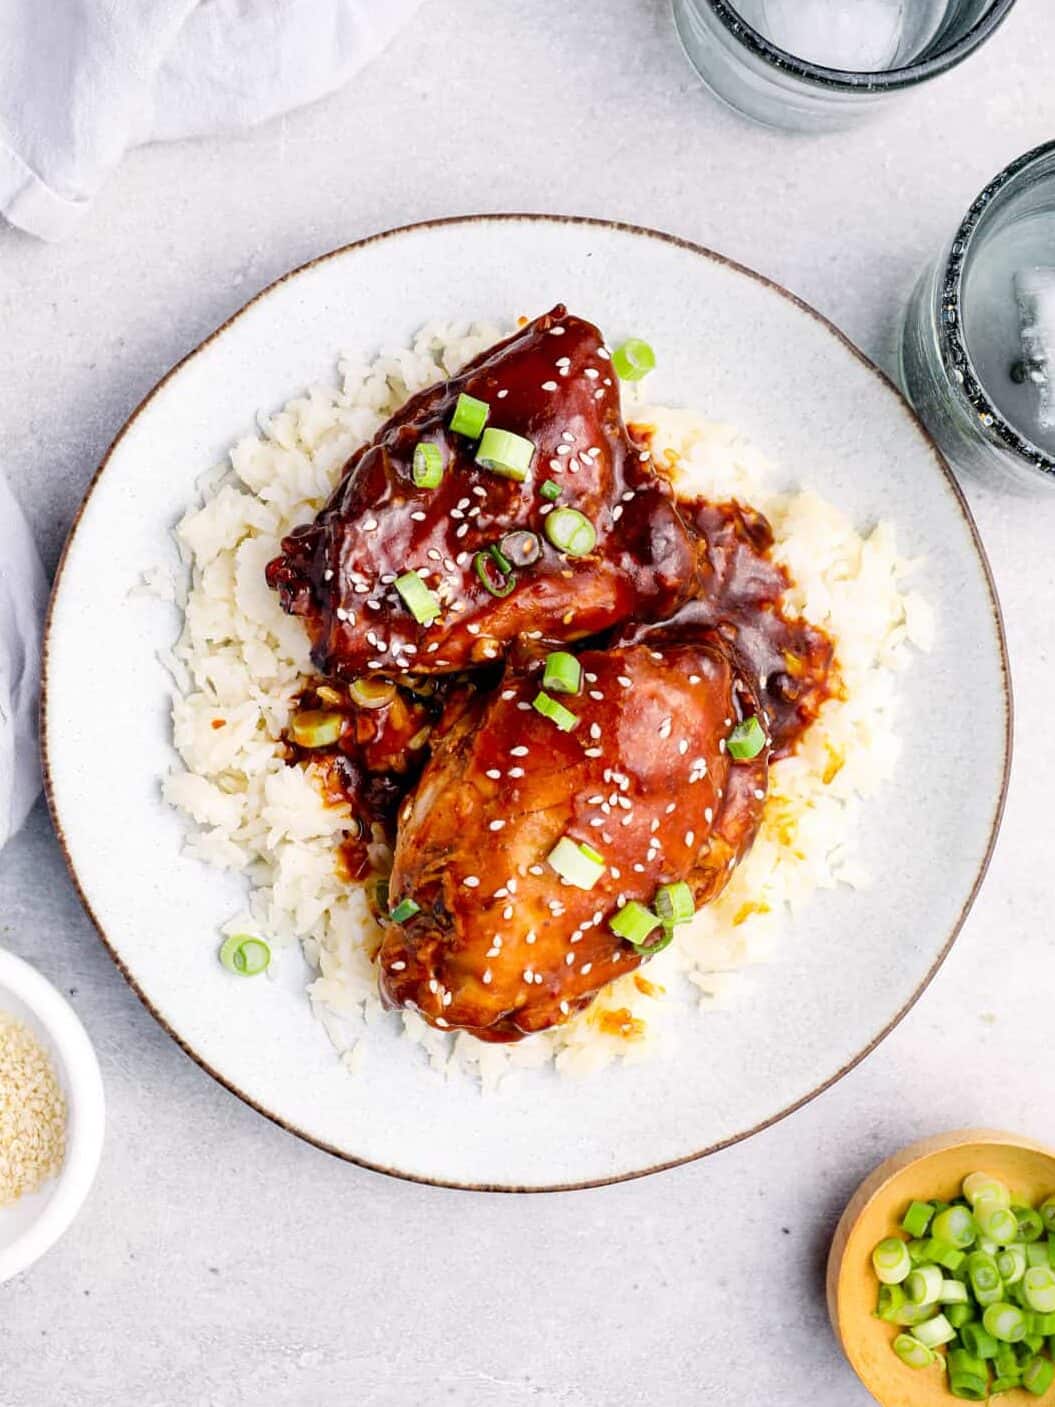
[[266, 306, 696, 679], [379, 635, 768, 1041]]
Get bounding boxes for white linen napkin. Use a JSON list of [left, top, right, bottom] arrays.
[[0, 475, 47, 849], [0, 0, 423, 242]]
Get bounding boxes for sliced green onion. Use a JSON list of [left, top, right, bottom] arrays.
[[892, 1333, 935, 1370], [349, 677, 397, 710], [219, 934, 271, 977], [907, 1264, 943, 1304], [449, 392, 489, 438], [1027, 1244, 1050, 1268], [547, 836, 605, 890], [539, 479, 561, 501], [997, 1246, 1028, 1286], [542, 651, 582, 696], [532, 690, 579, 732], [655, 881, 695, 926], [612, 337, 656, 382], [394, 570, 441, 625], [544, 507, 596, 557], [946, 1302, 975, 1329], [412, 441, 443, 488], [976, 1199, 1020, 1246], [933, 1205, 977, 1250], [991, 1375, 1022, 1395], [995, 1344, 1020, 1378], [1014, 1339, 1040, 1367], [609, 901, 661, 946], [892, 1301, 942, 1326], [289, 709, 344, 748], [940, 1279, 970, 1304], [876, 1284, 906, 1322], [727, 715, 766, 761], [579, 842, 604, 865], [1040, 1198, 1055, 1236], [1023, 1358, 1055, 1397], [476, 427, 535, 481], [629, 926, 675, 957], [1023, 1267, 1055, 1313], [474, 549, 516, 598], [389, 898, 420, 924], [914, 1312, 956, 1348], [961, 1322, 1000, 1358], [932, 1241, 967, 1273], [908, 1238, 932, 1265], [499, 529, 542, 567], [1028, 1309, 1055, 1334], [902, 1201, 936, 1239], [965, 1173, 1012, 1208], [872, 1237, 913, 1286], [968, 1251, 1004, 1305], [489, 542, 513, 574], [947, 1349, 990, 1401], [983, 1302, 1029, 1343], [1015, 1206, 1046, 1243]]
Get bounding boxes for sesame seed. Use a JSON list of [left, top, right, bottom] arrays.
[[483, 970, 493, 985], [463, 876, 480, 888], [584, 747, 603, 758], [443, 992, 453, 1007], [509, 767, 525, 778], [705, 807, 713, 823], [588, 817, 604, 828], [556, 444, 572, 456], [549, 326, 566, 335], [435, 1017, 449, 1028], [428, 979, 439, 994], [510, 745, 529, 756], [678, 739, 689, 755], [390, 961, 406, 972], [362, 518, 378, 532], [410, 510, 427, 522], [529, 865, 544, 876], [526, 931, 537, 945], [612, 506, 623, 521], [489, 820, 506, 832], [565, 953, 575, 965], [559, 1001, 570, 1015], [497, 388, 509, 399], [503, 905, 514, 920], [485, 769, 501, 780], [581, 962, 593, 975], [754, 788, 766, 800], [584, 368, 599, 380], [589, 723, 602, 740], [589, 690, 604, 701], [685, 830, 695, 846], [541, 380, 558, 391], [617, 676, 632, 689]]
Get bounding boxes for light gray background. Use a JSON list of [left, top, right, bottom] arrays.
[[0, 2, 1051, 1403]]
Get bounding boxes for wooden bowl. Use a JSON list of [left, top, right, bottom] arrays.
[[828, 1130, 1055, 1406]]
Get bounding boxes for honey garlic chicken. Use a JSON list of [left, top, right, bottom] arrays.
[[265, 306, 695, 679], [378, 638, 768, 1042], [266, 306, 837, 1045]]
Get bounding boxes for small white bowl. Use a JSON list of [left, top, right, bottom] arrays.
[[0, 948, 105, 1283]]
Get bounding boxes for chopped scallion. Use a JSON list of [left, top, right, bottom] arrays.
[[289, 709, 344, 748], [532, 690, 579, 732], [539, 479, 561, 501], [474, 549, 516, 598], [542, 651, 582, 696], [450, 392, 489, 438], [394, 570, 441, 625], [902, 1201, 936, 1239], [915, 1313, 957, 1349], [609, 901, 661, 946], [873, 1237, 913, 1285], [727, 715, 767, 761], [499, 529, 542, 567], [983, 1302, 1029, 1343], [612, 338, 656, 382], [544, 507, 596, 557], [547, 837, 605, 890], [655, 881, 695, 926], [893, 1333, 935, 1369], [476, 427, 535, 481], [947, 1348, 990, 1400], [1023, 1267, 1055, 1314], [389, 898, 421, 924], [219, 934, 271, 977], [412, 441, 443, 488]]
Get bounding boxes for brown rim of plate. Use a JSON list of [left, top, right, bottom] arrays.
[[38, 213, 1014, 1195]]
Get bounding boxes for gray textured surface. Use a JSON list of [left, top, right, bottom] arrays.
[[0, 2, 1052, 1403]]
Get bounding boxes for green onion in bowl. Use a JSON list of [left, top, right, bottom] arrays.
[[219, 935, 271, 976]]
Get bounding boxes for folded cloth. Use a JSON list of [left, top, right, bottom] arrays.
[[0, 0, 423, 242], [0, 474, 47, 849]]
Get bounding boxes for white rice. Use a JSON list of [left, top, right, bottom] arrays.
[[160, 321, 933, 1089]]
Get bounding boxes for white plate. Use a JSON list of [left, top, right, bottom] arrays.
[[42, 216, 1010, 1191]]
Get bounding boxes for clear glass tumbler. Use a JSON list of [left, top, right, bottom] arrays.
[[671, 0, 1018, 132], [900, 141, 1055, 495]]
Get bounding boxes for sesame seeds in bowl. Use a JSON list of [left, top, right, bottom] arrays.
[[0, 949, 105, 1283]]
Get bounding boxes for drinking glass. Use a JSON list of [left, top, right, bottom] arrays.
[[900, 141, 1055, 495], [672, 0, 1018, 132]]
